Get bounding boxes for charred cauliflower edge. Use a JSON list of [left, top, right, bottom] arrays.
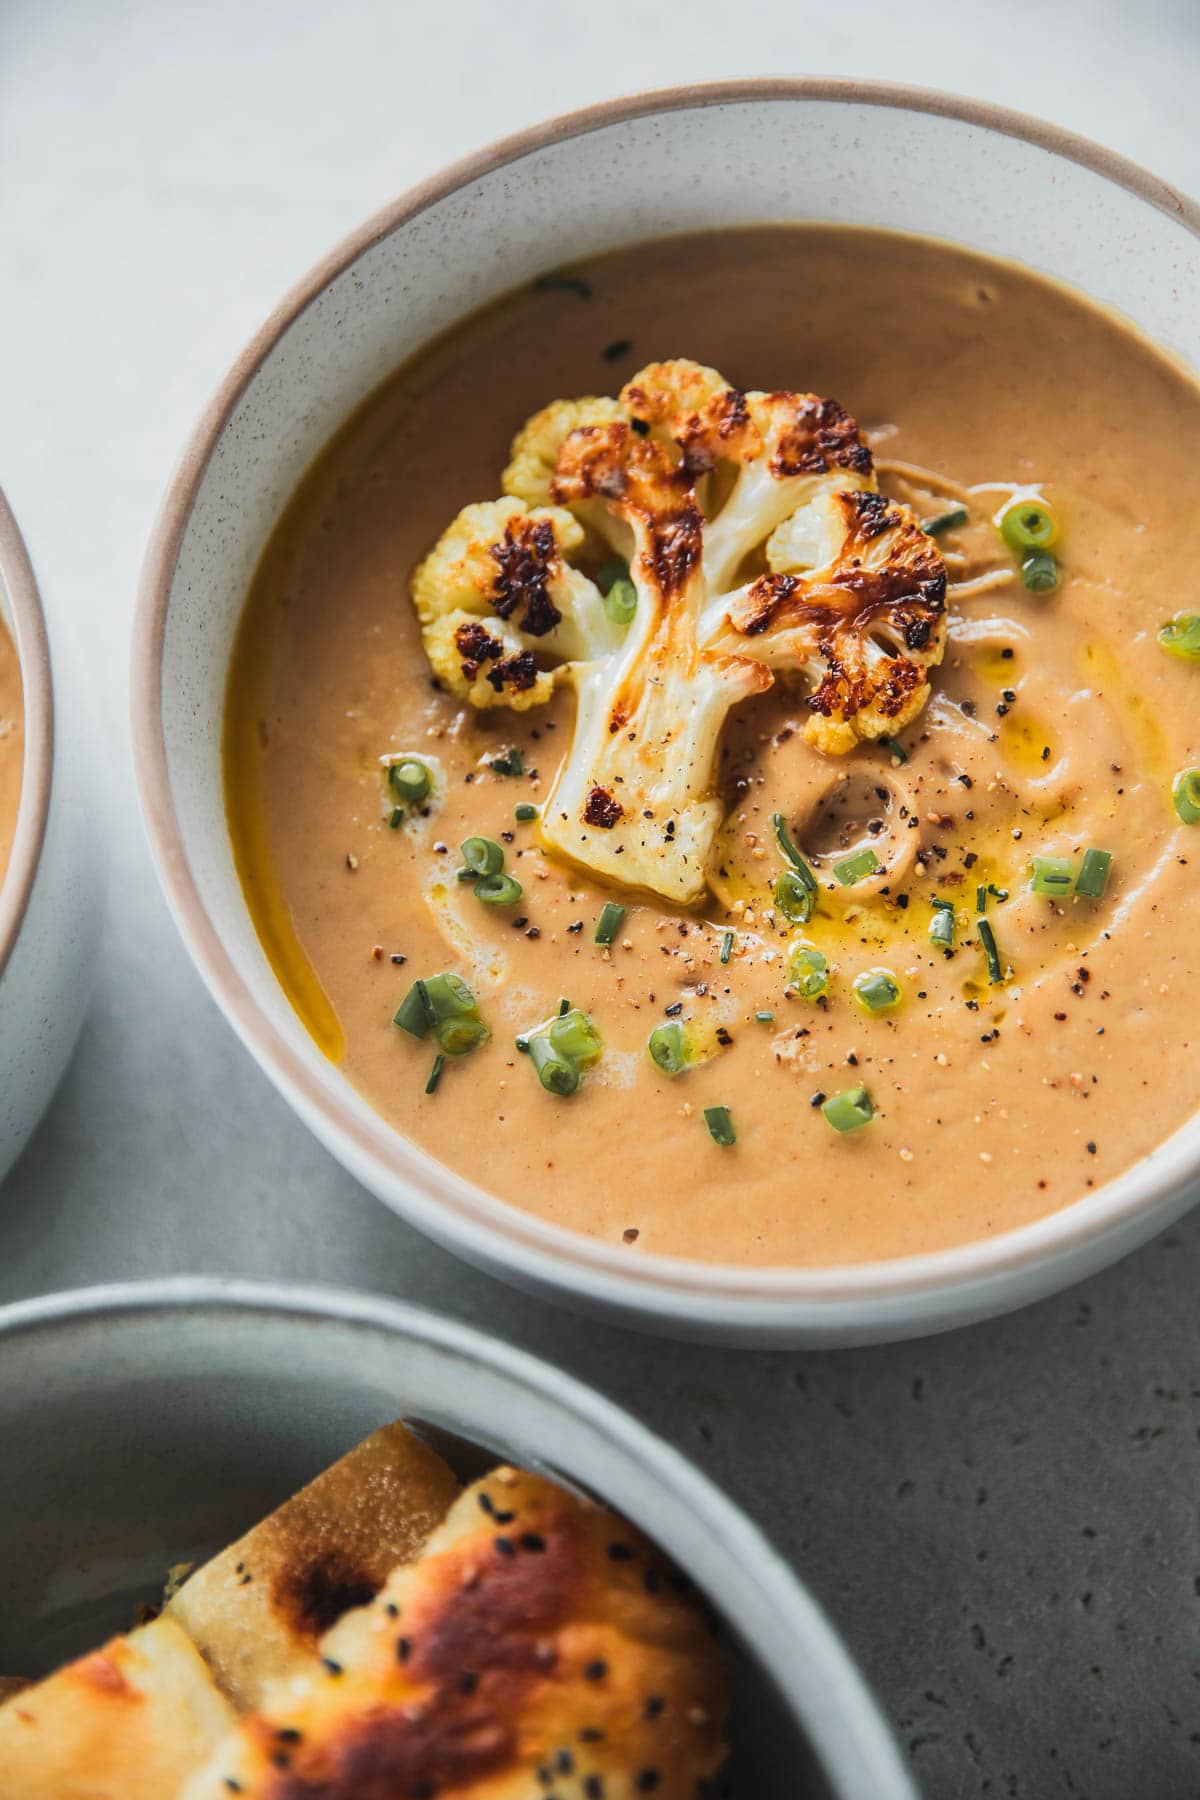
[[411, 359, 947, 905]]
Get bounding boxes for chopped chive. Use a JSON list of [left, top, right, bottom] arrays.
[[788, 942, 829, 1000], [1172, 767, 1200, 824], [1021, 550, 1059, 592], [833, 847, 882, 886], [387, 757, 433, 806], [461, 836, 504, 876], [594, 901, 626, 946], [489, 748, 523, 776], [755, 1010, 775, 1024], [719, 930, 735, 965], [998, 496, 1058, 552], [514, 803, 539, 822], [425, 1053, 445, 1095], [455, 867, 476, 882], [929, 906, 955, 949], [977, 918, 1004, 983], [703, 1105, 736, 1147], [529, 1035, 579, 1096], [436, 1014, 490, 1055], [852, 968, 902, 1014], [558, 996, 570, 1015], [923, 504, 969, 535], [821, 1085, 874, 1133], [1030, 855, 1074, 897], [987, 883, 1009, 901], [388, 807, 405, 830], [515, 1035, 530, 1053], [394, 979, 434, 1039], [474, 872, 523, 906], [775, 870, 815, 924], [549, 1008, 603, 1067], [880, 735, 908, 765], [976, 884, 987, 912], [1075, 848, 1112, 899], [771, 812, 818, 891], [648, 1020, 689, 1076], [1159, 613, 1200, 661]]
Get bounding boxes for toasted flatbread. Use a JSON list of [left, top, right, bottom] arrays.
[[0, 1614, 233, 1799], [167, 1420, 459, 1709]]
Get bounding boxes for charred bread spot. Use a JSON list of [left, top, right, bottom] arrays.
[[489, 517, 563, 638], [274, 1551, 380, 1643], [584, 786, 623, 829], [454, 620, 503, 681], [486, 650, 540, 694]]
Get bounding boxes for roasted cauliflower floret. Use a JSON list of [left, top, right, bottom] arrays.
[[410, 360, 946, 903]]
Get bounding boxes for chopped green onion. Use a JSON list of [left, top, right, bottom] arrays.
[[529, 1035, 579, 1096], [852, 968, 902, 1014], [720, 930, 735, 965], [602, 575, 637, 626], [394, 978, 433, 1039], [788, 942, 829, 1000], [473, 872, 523, 906], [1159, 613, 1200, 661], [549, 1008, 603, 1067], [987, 884, 1009, 901], [455, 867, 476, 882], [1075, 848, 1112, 899], [558, 996, 571, 1015], [388, 807, 404, 830], [976, 885, 987, 912], [423, 972, 479, 1021], [999, 496, 1058, 551], [1021, 551, 1059, 593], [822, 1085, 874, 1133], [775, 870, 815, 925], [461, 835, 504, 876], [514, 803, 539, 823], [977, 918, 1004, 984], [1029, 855, 1074, 897], [1171, 767, 1200, 824], [755, 1010, 775, 1024], [594, 901, 626, 945], [833, 847, 882, 886], [923, 504, 969, 535], [929, 905, 955, 949], [703, 1105, 736, 1147], [387, 758, 432, 805], [425, 1053, 445, 1095], [880, 735, 908, 765], [648, 1020, 690, 1076], [436, 1015, 491, 1056], [489, 748, 523, 776], [771, 812, 818, 890]]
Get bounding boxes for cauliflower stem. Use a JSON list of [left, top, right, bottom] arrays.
[[411, 360, 947, 905]]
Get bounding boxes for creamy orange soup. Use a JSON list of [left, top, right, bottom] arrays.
[[0, 618, 23, 889], [226, 227, 1200, 1266]]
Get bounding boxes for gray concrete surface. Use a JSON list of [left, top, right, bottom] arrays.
[[1, 2, 1198, 1793]]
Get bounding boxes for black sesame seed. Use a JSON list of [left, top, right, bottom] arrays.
[[635, 1772, 662, 1792], [275, 1727, 302, 1743], [607, 1542, 635, 1561], [556, 1749, 575, 1773], [567, 920, 584, 934], [1002, 689, 1016, 703], [460, 1671, 478, 1694], [384, 1601, 399, 1617], [664, 1001, 683, 1017], [495, 1535, 516, 1556], [1087, 1142, 1097, 1154], [321, 1658, 343, 1676], [521, 1532, 547, 1553], [602, 338, 632, 361], [396, 1637, 411, 1662], [585, 1777, 605, 1799], [224, 1783, 243, 1795], [584, 1659, 609, 1681], [478, 1492, 495, 1514], [630, 417, 650, 436], [809, 1092, 826, 1107], [579, 1726, 606, 1742], [493, 1509, 515, 1524], [644, 1695, 665, 1719], [526, 927, 541, 940]]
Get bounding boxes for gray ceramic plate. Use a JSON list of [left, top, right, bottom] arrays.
[[0, 1278, 915, 1798]]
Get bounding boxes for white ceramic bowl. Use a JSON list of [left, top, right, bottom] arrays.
[[0, 1278, 916, 1799], [0, 488, 100, 1180], [133, 80, 1200, 1346]]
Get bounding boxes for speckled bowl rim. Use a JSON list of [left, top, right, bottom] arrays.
[[0, 1274, 920, 1796], [132, 79, 1200, 1327], [0, 487, 53, 988]]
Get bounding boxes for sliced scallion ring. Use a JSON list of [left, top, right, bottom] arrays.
[[1021, 551, 1059, 593], [529, 1035, 579, 1096], [821, 1085, 874, 1133], [460, 835, 504, 877], [594, 901, 625, 946], [1075, 848, 1112, 899], [775, 870, 815, 924], [1159, 613, 1200, 661], [788, 942, 829, 1000], [833, 847, 882, 886], [474, 872, 523, 907], [852, 968, 901, 1014], [648, 1020, 689, 1076], [999, 496, 1058, 551], [1029, 855, 1074, 897], [703, 1105, 736, 1147], [1171, 767, 1200, 825], [435, 1015, 491, 1056], [549, 1008, 603, 1068], [387, 757, 432, 805]]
